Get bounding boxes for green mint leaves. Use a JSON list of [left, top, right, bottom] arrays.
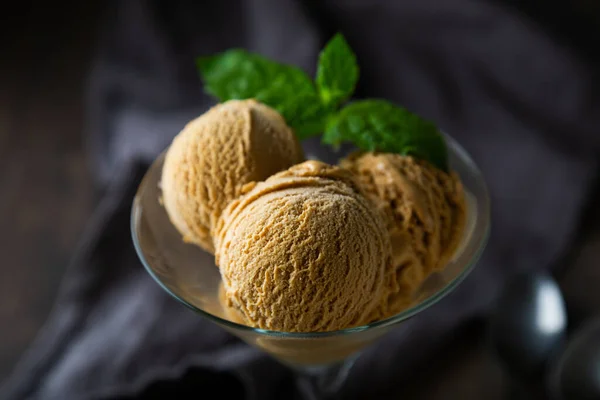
[[323, 100, 448, 170], [197, 50, 311, 101], [196, 34, 448, 171]]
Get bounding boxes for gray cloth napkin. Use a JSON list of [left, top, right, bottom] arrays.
[[2, 0, 599, 399]]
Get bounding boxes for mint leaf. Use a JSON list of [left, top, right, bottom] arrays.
[[257, 90, 328, 139], [197, 49, 313, 102], [316, 33, 359, 109], [197, 50, 263, 100], [323, 100, 448, 171], [197, 49, 327, 138]]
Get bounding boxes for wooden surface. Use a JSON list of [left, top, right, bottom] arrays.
[[0, 2, 101, 380], [0, 2, 599, 398]]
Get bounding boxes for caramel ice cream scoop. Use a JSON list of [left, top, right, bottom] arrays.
[[341, 152, 467, 318], [214, 161, 392, 332], [161, 99, 304, 253]]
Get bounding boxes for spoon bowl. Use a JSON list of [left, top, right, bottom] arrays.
[[489, 271, 567, 381]]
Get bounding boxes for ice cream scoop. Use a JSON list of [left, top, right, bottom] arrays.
[[161, 99, 304, 253], [341, 152, 467, 318], [214, 161, 392, 332]]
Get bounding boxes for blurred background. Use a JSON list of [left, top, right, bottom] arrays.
[[0, 2, 102, 379], [1, 1, 600, 398]]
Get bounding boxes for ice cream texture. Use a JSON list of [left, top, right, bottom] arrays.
[[341, 152, 467, 319], [160, 99, 468, 332], [214, 161, 392, 332], [161, 99, 304, 253]]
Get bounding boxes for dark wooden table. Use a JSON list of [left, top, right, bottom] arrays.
[[0, 2, 100, 380], [1, 2, 599, 398]]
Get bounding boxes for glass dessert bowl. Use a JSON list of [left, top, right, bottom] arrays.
[[131, 134, 490, 398]]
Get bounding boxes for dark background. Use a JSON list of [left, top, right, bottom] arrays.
[[1, 1, 600, 397]]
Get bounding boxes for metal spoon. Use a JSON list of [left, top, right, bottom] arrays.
[[488, 271, 568, 397], [548, 316, 600, 400]]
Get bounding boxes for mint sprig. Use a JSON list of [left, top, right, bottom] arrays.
[[196, 34, 449, 171]]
